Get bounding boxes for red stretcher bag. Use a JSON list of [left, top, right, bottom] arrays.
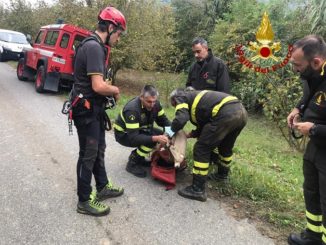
[[151, 147, 186, 190]]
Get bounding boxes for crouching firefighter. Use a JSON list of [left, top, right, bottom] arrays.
[[114, 85, 171, 178], [169, 88, 247, 202], [71, 6, 126, 216]]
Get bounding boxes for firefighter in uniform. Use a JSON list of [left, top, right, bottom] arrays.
[[72, 7, 126, 216], [114, 85, 171, 178], [287, 35, 326, 245], [169, 88, 247, 201], [187, 37, 232, 181]]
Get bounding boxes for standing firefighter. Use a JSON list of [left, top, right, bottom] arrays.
[[114, 85, 171, 178], [187, 37, 230, 92], [187, 37, 231, 181], [169, 88, 247, 201], [287, 35, 326, 245], [72, 6, 126, 216]]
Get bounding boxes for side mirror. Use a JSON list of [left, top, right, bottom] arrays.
[[26, 34, 32, 44]]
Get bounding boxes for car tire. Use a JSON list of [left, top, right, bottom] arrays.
[[17, 58, 28, 81], [0, 52, 4, 62], [35, 65, 46, 93]]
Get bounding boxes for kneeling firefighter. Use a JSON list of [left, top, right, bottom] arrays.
[[71, 6, 126, 216], [169, 88, 247, 201], [114, 85, 171, 178]]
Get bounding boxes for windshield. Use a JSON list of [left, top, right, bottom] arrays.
[[0, 32, 28, 44]]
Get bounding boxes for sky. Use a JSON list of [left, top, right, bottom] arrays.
[[0, 0, 56, 8]]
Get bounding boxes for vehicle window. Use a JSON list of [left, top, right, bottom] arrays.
[[0, 32, 8, 42], [0, 31, 28, 44], [60, 33, 70, 49], [35, 31, 44, 44], [72, 35, 86, 50], [44, 31, 59, 46]]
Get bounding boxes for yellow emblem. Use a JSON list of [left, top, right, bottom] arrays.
[[249, 12, 281, 61], [315, 92, 326, 106]]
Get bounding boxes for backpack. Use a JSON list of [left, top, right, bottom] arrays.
[[72, 35, 98, 69]]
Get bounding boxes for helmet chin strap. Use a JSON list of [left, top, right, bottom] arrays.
[[105, 25, 118, 46]]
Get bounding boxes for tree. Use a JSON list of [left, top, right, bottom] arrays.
[[107, 0, 180, 81], [310, 0, 326, 36], [209, 0, 310, 149], [171, 0, 232, 71]]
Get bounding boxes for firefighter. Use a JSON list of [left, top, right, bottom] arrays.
[[287, 35, 326, 245], [187, 37, 231, 181], [114, 85, 171, 178], [169, 88, 247, 201], [72, 6, 126, 216]]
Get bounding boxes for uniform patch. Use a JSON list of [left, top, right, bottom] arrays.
[[129, 114, 136, 121], [202, 72, 209, 79], [315, 91, 326, 107]]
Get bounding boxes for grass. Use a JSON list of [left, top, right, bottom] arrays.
[[113, 69, 306, 238], [8, 60, 306, 236], [230, 116, 305, 229]]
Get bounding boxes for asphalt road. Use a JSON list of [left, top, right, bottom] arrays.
[[0, 62, 275, 245]]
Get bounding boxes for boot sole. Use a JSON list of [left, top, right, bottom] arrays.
[[76, 207, 110, 217], [126, 168, 147, 178], [178, 190, 207, 202]]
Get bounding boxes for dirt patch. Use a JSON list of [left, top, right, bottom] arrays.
[[177, 169, 288, 244], [207, 183, 289, 245]]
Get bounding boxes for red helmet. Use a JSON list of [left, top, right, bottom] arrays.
[[98, 6, 126, 31]]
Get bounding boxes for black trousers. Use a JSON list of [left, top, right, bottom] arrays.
[[114, 128, 163, 157], [193, 103, 247, 171], [303, 140, 326, 239], [74, 106, 108, 202]]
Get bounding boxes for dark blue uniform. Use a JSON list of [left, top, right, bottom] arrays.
[[114, 96, 171, 157], [296, 77, 326, 241], [73, 33, 110, 202]]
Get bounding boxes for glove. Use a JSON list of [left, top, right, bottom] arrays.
[[164, 126, 175, 138]]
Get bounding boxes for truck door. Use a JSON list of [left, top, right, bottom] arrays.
[[26, 30, 45, 69], [64, 34, 87, 74]]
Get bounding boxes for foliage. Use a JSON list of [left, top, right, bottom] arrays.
[[171, 0, 232, 71], [209, 0, 310, 148], [259, 71, 308, 152], [310, 0, 326, 36], [111, 0, 180, 75], [0, 0, 316, 151], [0, 0, 180, 78]]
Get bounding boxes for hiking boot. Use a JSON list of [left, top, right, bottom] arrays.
[[126, 150, 146, 178], [288, 229, 322, 245], [96, 180, 124, 201], [77, 197, 110, 216], [178, 174, 207, 202]]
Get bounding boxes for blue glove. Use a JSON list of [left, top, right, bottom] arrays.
[[164, 126, 175, 137]]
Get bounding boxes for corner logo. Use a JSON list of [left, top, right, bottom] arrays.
[[235, 12, 292, 73]]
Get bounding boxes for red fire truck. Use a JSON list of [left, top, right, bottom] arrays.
[[17, 24, 109, 93]]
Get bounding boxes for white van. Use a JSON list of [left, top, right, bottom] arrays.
[[0, 29, 32, 62]]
